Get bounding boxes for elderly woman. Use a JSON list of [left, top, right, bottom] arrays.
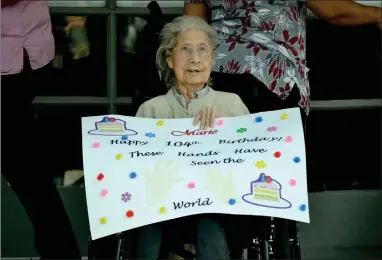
[[134, 15, 249, 259]]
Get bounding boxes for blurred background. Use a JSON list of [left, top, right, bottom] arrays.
[[1, 1, 381, 259]]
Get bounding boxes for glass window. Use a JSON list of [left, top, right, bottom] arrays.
[[307, 20, 381, 100], [115, 105, 141, 117], [42, 15, 107, 96], [306, 108, 381, 191], [48, 0, 105, 7], [117, 15, 177, 98], [31, 105, 109, 187]]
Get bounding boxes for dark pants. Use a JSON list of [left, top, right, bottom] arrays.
[[1, 59, 81, 259], [136, 216, 229, 260]]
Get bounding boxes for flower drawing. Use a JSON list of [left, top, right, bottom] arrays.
[[121, 192, 132, 202], [255, 160, 266, 169], [267, 126, 277, 132], [145, 132, 156, 138], [236, 127, 247, 133]]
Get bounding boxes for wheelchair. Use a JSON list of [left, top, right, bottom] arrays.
[[88, 1, 301, 259], [88, 217, 300, 259]]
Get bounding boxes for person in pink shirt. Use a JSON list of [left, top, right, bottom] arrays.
[[1, 1, 81, 258]]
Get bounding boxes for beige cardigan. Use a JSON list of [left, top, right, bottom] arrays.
[[135, 87, 250, 118], [136, 88, 249, 259]]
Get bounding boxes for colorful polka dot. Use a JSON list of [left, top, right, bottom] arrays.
[[187, 182, 195, 189], [293, 157, 301, 163], [159, 206, 167, 213], [116, 153, 123, 160], [92, 142, 100, 148], [274, 151, 281, 158], [121, 135, 128, 141], [228, 198, 236, 205], [299, 204, 307, 212], [255, 117, 263, 123], [129, 172, 137, 179], [126, 210, 134, 218], [281, 113, 289, 120], [216, 119, 224, 126], [156, 120, 164, 127], [100, 217, 107, 224], [97, 173, 104, 181], [100, 189, 108, 197], [289, 179, 296, 186], [285, 136, 293, 143]]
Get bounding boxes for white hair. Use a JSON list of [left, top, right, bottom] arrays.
[[156, 15, 220, 89]]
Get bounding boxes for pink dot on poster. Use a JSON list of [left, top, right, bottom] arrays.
[[92, 142, 101, 148], [101, 189, 108, 197], [216, 119, 224, 126], [187, 182, 195, 189], [285, 136, 293, 143], [289, 179, 296, 186]]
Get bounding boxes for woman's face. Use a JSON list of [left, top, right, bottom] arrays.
[[166, 29, 214, 90]]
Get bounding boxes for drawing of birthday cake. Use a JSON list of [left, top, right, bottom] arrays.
[[242, 173, 292, 209], [88, 116, 138, 136]]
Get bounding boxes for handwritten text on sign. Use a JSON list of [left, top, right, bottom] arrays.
[[81, 108, 309, 240]]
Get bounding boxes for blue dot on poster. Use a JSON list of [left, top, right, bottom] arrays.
[[122, 135, 128, 141], [129, 172, 137, 179], [293, 157, 301, 163], [255, 117, 263, 123], [228, 198, 236, 205], [299, 204, 307, 212]]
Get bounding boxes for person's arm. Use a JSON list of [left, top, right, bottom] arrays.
[[184, 1, 209, 21], [307, 0, 381, 26]]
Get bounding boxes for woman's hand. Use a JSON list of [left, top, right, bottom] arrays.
[[193, 105, 230, 130]]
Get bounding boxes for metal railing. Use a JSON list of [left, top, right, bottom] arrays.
[[43, 0, 381, 113], [32, 97, 381, 111]]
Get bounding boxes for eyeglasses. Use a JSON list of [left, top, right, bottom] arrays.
[[174, 45, 214, 60]]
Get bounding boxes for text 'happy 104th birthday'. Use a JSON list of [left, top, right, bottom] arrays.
[[110, 135, 283, 166]]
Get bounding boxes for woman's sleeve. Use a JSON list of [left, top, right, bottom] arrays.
[[135, 103, 153, 118], [229, 94, 250, 116]]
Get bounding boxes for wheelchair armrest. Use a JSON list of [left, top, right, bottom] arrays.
[[170, 248, 196, 260]]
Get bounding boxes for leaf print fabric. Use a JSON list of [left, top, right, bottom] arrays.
[[186, 0, 310, 114]]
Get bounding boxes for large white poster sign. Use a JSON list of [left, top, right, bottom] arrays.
[[81, 108, 309, 240]]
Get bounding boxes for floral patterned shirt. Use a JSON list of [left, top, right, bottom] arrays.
[[186, 0, 310, 114]]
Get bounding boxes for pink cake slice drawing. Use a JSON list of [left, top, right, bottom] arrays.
[[242, 173, 292, 209], [88, 116, 138, 136]]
